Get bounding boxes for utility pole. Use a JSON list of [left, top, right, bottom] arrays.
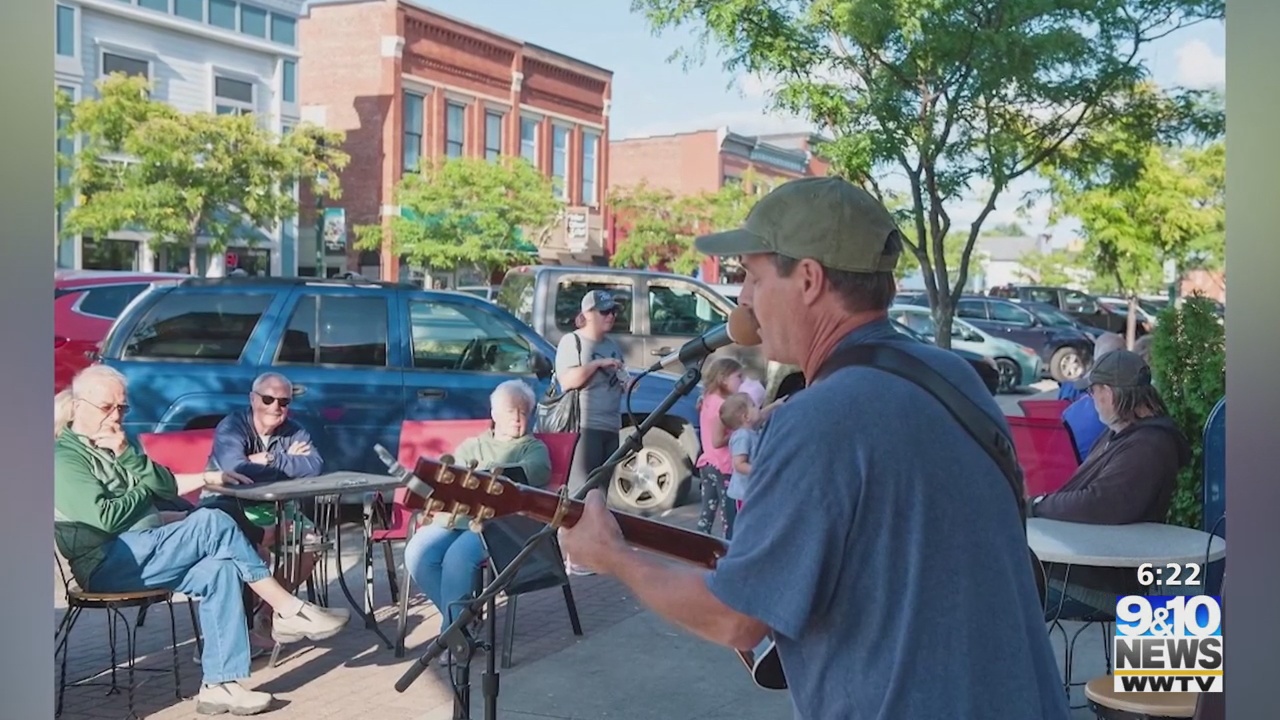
[[314, 137, 327, 279]]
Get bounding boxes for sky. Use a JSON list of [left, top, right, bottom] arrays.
[[403, 0, 1225, 241]]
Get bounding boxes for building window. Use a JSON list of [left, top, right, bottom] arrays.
[[581, 130, 599, 206], [551, 126, 569, 200], [102, 52, 150, 79], [240, 5, 267, 37], [56, 5, 75, 57], [214, 76, 254, 115], [138, 0, 168, 11], [445, 102, 465, 158], [484, 111, 503, 162], [282, 60, 296, 103], [403, 92, 424, 174], [520, 117, 538, 166], [209, 0, 237, 29], [270, 14, 296, 45], [174, 0, 203, 21]]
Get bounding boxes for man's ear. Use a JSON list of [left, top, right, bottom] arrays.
[[797, 259, 826, 306]]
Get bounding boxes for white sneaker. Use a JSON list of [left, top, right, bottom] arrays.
[[271, 602, 348, 644], [195, 681, 272, 715]]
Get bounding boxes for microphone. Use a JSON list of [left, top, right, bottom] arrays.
[[646, 305, 762, 372], [373, 443, 434, 504]]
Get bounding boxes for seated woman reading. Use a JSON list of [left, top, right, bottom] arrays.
[[403, 380, 552, 648]]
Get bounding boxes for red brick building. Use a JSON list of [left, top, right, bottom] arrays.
[[299, 1, 613, 281], [608, 128, 829, 282]]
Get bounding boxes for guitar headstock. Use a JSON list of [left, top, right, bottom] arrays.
[[410, 454, 526, 530]]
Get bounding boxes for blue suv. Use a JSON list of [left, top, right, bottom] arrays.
[[96, 277, 703, 514]]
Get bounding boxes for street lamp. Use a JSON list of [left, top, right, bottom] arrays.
[[314, 137, 328, 278]]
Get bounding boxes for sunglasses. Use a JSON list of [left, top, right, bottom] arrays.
[[256, 392, 291, 408], [598, 307, 619, 316]]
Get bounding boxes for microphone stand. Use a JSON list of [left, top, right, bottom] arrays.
[[393, 358, 707, 720]]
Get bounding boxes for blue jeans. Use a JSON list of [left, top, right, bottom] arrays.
[[86, 508, 272, 685], [403, 524, 488, 632]]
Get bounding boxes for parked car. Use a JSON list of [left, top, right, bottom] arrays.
[[987, 284, 1142, 336], [96, 276, 704, 515], [888, 305, 1041, 392], [54, 270, 189, 392], [1018, 301, 1106, 339], [1097, 296, 1158, 331], [904, 294, 1094, 383]]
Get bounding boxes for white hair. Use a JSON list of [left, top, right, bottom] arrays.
[[56, 365, 127, 437], [252, 371, 292, 394], [490, 380, 536, 413], [1093, 332, 1126, 360]]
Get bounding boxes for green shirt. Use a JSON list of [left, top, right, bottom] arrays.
[[53, 429, 180, 586], [429, 430, 553, 530]]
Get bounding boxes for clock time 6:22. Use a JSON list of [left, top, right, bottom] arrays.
[[1137, 563, 1203, 588]]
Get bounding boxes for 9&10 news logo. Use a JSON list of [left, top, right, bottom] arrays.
[[1114, 595, 1222, 693]]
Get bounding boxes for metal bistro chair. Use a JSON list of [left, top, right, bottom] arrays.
[[55, 551, 201, 718]]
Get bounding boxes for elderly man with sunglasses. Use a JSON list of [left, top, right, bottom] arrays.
[[205, 372, 336, 650]]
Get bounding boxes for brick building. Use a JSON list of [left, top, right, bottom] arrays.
[[299, 0, 613, 281], [608, 127, 829, 282]]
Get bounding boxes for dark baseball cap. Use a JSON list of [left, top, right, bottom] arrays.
[[1073, 349, 1152, 390], [581, 289, 618, 313], [693, 176, 901, 273]]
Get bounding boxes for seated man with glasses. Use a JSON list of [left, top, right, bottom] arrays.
[[54, 365, 348, 715], [205, 372, 339, 648]]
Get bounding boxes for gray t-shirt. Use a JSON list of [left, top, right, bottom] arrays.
[[706, 319, 1070, 720], [726, 426, 758, 501], [555, 330, 624, 432]]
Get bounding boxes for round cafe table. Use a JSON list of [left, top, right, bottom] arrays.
[[1027, 518, 1226, 707], [1027, 518, 1226, 568]]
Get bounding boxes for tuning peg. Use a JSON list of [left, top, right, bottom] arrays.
[[440, 453, 456, 466], [489, 465, 505, 480], [428, 499, 445, 513], [468, 519, 485, 533], [466, 458, 479, 470]]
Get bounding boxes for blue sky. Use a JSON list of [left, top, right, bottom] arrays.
[[408, 1, 1224, 240]]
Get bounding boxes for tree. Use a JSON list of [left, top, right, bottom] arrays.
[[630, 0, 1224, 347], [1015, 248, 1086, 287], [56, 74, 348, 275], [1042, 93, 1224, 343], [609, 169, 777, 274], [353, 155, 561, 281]]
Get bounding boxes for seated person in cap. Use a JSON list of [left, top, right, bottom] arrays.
[[1060, 332, 1127, 461], [1029, 350, 1192, 616]]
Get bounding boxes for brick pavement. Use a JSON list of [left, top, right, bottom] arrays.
[[53, 522, 649, 720]]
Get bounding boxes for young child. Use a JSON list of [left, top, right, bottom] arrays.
[[695, 357, 743, 538], [719, 392, 760, 536]]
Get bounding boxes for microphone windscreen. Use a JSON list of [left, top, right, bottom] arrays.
[[727, 305, 762, 347]]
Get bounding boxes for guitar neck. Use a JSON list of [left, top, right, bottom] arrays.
[[510, 484, 730, 569]]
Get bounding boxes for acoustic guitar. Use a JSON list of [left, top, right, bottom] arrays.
[[402, 455, 787, 691]]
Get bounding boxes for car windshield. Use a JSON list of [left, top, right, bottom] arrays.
[[890, 318, 927, 343], [1025, 304, 1077, 327]]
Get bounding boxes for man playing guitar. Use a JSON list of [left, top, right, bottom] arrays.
[[560, 177, 1070, 719]]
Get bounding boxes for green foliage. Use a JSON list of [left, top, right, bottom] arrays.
[[609, 170, 776, 274], [1015, 248, 1086, 287], [1148, 295, 1225, 529], [354, 155, 560, 276], [56, 74, 348, 275], [630, 0, 1224, 347], [1042, 87, 1224, 301]]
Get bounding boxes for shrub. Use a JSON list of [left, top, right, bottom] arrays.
[[1148, 293, 1225, 528]]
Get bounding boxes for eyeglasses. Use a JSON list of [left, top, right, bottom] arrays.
[[82, 399, 128, 415], [599, 307, 619, 316], [255, 392, 291, 408]]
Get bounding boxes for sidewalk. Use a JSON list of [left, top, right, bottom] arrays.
[[54, 504, 1105, 719]]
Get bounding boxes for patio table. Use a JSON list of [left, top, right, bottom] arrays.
[[207, 471, 405, 650]]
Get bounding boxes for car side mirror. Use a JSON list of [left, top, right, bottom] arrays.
[[967, 331, 984, 342], [532, 353, 553, 380]]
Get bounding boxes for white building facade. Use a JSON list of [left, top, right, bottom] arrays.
[[55, 0, 304, 276]]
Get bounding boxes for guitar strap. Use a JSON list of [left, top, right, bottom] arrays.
[[814, 342, 1028, 523]]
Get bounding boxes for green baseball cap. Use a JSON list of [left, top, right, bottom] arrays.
[[1072, 349, 1152, 390], [694, 176, 901, 273]]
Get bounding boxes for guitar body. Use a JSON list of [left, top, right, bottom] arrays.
[[404, 455, 789, 691]]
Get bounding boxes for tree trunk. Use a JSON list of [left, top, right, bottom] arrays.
[[933, 295, 955, 350], [188, 239, 201, 278]]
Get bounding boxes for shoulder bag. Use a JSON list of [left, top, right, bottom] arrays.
[[536, 331, 584, 433]]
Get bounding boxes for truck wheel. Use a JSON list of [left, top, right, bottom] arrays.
[[608, 427, 692, 516], [1049, 346, 1086, 383]]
